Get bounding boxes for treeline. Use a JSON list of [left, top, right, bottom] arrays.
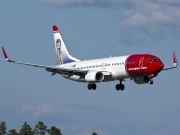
[[0, 122, 98, 135], [0, 121, 62, 135]]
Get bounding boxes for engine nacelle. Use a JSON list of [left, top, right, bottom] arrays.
[[85, 71, 104, 82], [134, 76, 150, 84]]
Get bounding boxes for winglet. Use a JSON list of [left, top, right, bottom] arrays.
[[53, 25, 58, 32], [2, 47, 9, 61], [173, 52, 178, 67]]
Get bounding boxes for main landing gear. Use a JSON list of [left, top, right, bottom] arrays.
[[88, 83, 97, 90], [116, 80, 125, 91]]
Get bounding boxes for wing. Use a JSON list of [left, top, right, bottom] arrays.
[[46, 67, 88, 76], [2, 47, 87, 76], [162, 52, 178, 71]]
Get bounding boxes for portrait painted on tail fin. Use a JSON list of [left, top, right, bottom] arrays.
[[56, 39, 64, 65]]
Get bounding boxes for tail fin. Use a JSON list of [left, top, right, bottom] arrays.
[[53, 25, 80, 65]]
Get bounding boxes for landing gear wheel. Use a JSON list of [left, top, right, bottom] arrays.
[[149, 80, 154, 84], [116, 80, 125, 91], [92, 84, 96, 90], [87, 83, 96, 90], [116, 84, 120, 91], [120, 84, 125, 91], [88, 84, 92, 90]]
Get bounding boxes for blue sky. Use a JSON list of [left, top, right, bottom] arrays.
[[0, 0, 180, 135]]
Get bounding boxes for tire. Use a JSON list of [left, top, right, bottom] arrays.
[[149, 80, 154, 84], [88, 84, 92, 90], [92, 84, 96, 90], [120, 84, 125, 91], [116, 84, 120, 90]]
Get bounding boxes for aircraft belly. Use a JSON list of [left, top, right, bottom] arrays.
[[62, 74, 117, 82], [103, 75, 116, 81], [62, 74, 86, 82]]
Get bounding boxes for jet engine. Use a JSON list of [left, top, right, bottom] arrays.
[[133, 76, 150, 84], [85, 71, 104, 82]]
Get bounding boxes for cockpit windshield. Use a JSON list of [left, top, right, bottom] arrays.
[[148, 58, 161, 62], [152, 58, 158, 61]]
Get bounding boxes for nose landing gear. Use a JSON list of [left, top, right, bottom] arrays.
[[149, 79, 154, 84]]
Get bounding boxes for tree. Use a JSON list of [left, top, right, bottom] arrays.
[[8, 129, 18, 135], [92, 132, 98, 135], [0, 122, 6, 135], [19, 122, 34, 135], [48, 126, 62, 135], [34, 121, 47, 135]]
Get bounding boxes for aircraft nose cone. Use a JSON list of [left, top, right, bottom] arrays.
[[158, 62, 164, 71]]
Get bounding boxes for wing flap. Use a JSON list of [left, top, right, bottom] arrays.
[[46, 68, 88, 76]]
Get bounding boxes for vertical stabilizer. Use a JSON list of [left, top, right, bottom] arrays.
[[53, 25, 80, 65]]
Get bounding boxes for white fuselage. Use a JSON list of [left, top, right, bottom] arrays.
[[58, 55, 130, 82]]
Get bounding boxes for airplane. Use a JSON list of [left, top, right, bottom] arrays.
[[2, 25, 178, 90]]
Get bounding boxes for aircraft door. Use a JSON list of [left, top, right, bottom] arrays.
[[101, 63, 107, 70], [139, 57, 144, 74]]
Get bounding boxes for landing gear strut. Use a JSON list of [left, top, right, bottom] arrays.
[[149, 79, 154, 84], [116, 80, 125, 91], [88, 83, 96, 90]]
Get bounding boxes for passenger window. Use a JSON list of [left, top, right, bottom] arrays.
[[117, 63, 119, 65]]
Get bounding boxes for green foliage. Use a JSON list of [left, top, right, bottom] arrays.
[[34, 121, 47, 135], [19, 122, 34, 135], [48, 126, 62, 135], [0, 122, 6, 135], [92, 132, 98, 135], [8, 129, 18, 135], [0, 121, 64, 135]]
